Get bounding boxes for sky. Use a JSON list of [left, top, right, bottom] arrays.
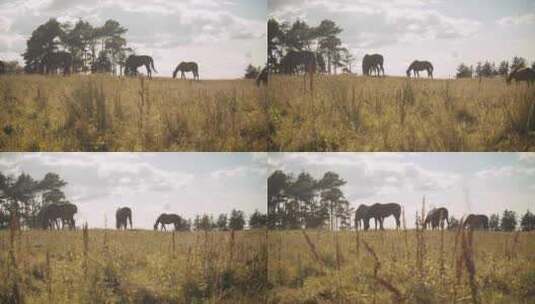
[[0, 0, 267, 79], [269, 0, 535, 78], [0, 152, 268, 229], [268, 152, 535, 228]]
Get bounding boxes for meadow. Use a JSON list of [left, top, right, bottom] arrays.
[[0, 75, 269, 151], [267, 229, 535, 304], [268, 75, 535, 151], [0, 227, 268, 303]]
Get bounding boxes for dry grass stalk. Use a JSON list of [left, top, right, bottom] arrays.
[[461, 229, 480, 304], [301, 229, 326, 270]]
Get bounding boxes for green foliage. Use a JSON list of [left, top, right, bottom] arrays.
[[489, 213, 500, 231], [456, 63, 473, 78], [501, 209, 517, 231], [267, 170, 350, 230], [249, 210, 267, 229], [229, 209, 245, 230], [244, 64, 260, 79], [520, 210, 535, 231]]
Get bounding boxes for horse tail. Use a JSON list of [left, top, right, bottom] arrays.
[[150, 57, 157, 73]]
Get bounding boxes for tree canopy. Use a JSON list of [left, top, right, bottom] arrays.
[[22, 18, 131, 75]]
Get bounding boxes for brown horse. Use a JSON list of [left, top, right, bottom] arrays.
[[424, 207, 449, 230], [172, 61, 199, 80], [362, 54, 384, 77], [407, 60, 433, 78], [280, 50, 316, 91], [507, 67, 535, 86], [365, 202, 401, 230], [355, 204, 371, 230], [463, 214, 489, 230], [39, 203, 77, 230], [116, 207, 132, 230], [154, 213, 182, 231], [41, 51, 73, 76], [125, 55, 157, 79], [256, 66, 268, 87], [0, 60, 5, 75]]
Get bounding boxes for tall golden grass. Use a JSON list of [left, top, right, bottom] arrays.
[[267, 229, 535, 303], [0, 227, 268, 303], [0, 75, 269, 151], [268, 75, 535, 151]]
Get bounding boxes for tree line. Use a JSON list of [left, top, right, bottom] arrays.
[[268, 170, 353, 230], [268, 18, 355, 74], [21, 18, 130, 74], [268, 170, 535, 232], [0, 170, 267, 230], [456, 56, 535, 79]]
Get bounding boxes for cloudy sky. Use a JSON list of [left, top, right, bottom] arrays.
[[0, 153, 267, 229], [269, 0, 535, 78], [0, 0, 266, 78], [268, 152, 535, 228]]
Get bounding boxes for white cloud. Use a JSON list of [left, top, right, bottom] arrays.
[[497, 13, 535, 26]]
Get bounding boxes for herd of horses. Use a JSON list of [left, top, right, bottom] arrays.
[[37, 205, 187, 231], [277, 50, 535, 85], [354, 202, 490, 231], [1, 51, 534, 86], [37, 203, 489, 232]]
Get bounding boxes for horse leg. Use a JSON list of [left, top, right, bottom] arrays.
[[146, 64, 151, 79]]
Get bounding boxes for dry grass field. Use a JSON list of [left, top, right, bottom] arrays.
[[268, 75, 535, 151], [0, 75, 269, 151], [267, 229, 535, 304], [0, 228, 268, 303]]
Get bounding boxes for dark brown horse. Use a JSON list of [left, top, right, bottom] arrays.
[[507, 67, 535, 86], [362, 54, 384, 77], [463, 214, 489, 230], [354, 204, 371, 230], [41, 51, 73, 76], [0, 60, 5, 75], [172, 61, 199, 80], [125, 55, 157, 79], [115, 207, 132, 230], [366, 202, 401, 230], [39, 203, 77, 230], [256, 66, 268, 87], [280, 50, 317, 91], [424, 207, 449, 230], [154, 213, 182, 231], [407, 60, 433, 78]]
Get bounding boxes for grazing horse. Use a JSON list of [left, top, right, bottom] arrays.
[[172, 61, 199, 80], [365, 203, 401, 230], [41, 51, 73, 76], [354, 204, 371, 230], [407, 60, 433, 79], [280, 50, 317, 91], [507, 67, 535, 86], [154, 213, 182, 231], [256, 66, 268, 87], [424, 207, 449, 230], [125, 55, 157, 79], [463, 214, 489, 230], [39, 203, 77, 230], [0, 60, 5, 74], [362, 54, 385, 77], [115, 207, 132, 230]]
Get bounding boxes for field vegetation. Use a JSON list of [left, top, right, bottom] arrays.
[[268, 75, 535, 151], [0, 226, 268, 303], [0, 75, 268, 151], [267, 228, 535, 303]]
